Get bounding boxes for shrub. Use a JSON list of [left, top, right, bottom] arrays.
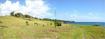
[[14, 13, 23, 17], [10, 11, 15, 16], [24, 14, 32, 18], [50, 23, 52, 25], [54, 21, 62, 27], [42, 18, 55, 21], [26, 21, 29, 25], [93, 24, 100, 26], [0, 25, 8, 29], [0, 21, 2, 23], [34, 23, 38, 26], [43, 18, 51, 21], [34, 17, 38, 19]]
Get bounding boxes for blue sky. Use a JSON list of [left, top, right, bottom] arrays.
[[46, 0, 105, 22], [0, 0, 105, 22]]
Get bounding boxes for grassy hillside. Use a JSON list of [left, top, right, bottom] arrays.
[[0, 16, 105, 39]]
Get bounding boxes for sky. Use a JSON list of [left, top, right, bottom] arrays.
[[0, 0, 105, 22]]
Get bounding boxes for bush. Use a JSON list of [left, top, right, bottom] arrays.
[[10, 11, 15, 16], [50, 23, 52, 25], [34, 17, 38, 19], [0, 21, 2, 23], [14, 13, 23, 17], [42, 18, 56, 21], [54, 21, 62, 27], [0, 25, 8, 29], [93, 24, 100, 26], [43, 18, 51, 21], [24, 14, 32, 18], [26, 21, 29, 25]]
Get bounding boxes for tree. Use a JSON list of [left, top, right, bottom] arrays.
[[14, 13, 23, 17], [24, 14, 31, 18], [10, 11, 15, 16]]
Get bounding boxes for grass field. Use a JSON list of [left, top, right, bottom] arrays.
[[0, 16, 105, 39]]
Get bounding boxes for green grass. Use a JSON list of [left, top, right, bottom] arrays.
[[0, 16, 105, 39]]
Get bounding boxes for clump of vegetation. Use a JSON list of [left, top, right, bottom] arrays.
[[14, 13, 23, 17], [25, 21, 29, 25], [93, 24, 100, 26], [43, 18, 53, 21], [0, 21, 2, 23], [10, 11, 31, 18], [50, 23, 52, 25], [24, 14, 32, 18], [34, 22, 38, 26], [54, 20, 62, 27], [10, 11, 15, 16], [34, 17, 38, 19], [42, 18, 62, 27], [0, 25, 8, 29], [10, 11, 23, 17]]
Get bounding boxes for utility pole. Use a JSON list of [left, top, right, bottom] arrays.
[[54, 9, 57, 27]]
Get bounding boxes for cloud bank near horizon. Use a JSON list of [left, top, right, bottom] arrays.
[[0, 0, 52, 18]]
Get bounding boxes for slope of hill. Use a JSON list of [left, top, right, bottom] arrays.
[[0, 16, 105, 39]]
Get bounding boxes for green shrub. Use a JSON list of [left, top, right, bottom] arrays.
[[25, 21, 29, 25], [14, 13, 23, 17], [0, 21, 2, 23], [34, 17, 38, 19], [24, 14, 32, 18], [54, 21, 62, 27], [0, 26, 8, 29], [10, 11, 15, 16], [50, 23, 52, 25], [43, 18, 52, 21], [93, 24, 100, 26], [34, 23, 38, 26]]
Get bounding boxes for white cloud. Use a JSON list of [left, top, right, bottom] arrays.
[[0, 0, 52, 18]]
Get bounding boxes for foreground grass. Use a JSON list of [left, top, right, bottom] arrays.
[[0, 16, 105, 39]]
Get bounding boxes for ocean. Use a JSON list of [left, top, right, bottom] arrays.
[[64, 22, 105, 26]]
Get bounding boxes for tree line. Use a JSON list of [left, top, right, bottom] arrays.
[[10, 11, 62, 26], [10, 11, 33, 18]]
